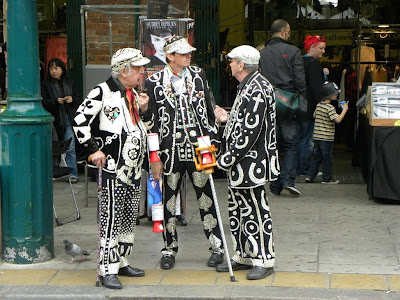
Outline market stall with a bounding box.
[364,82,400,201]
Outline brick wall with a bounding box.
[85,0,191,65]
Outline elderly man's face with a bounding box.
[121,65,145,89]
[229,58,242,79]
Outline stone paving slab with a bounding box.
[2,176,400,299]
[2,269,400,292]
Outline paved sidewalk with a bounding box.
[1,177,400,299]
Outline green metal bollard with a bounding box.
[0,0,54,263]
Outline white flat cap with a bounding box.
[227,45,260,65]
[111,48,150,71]
[163,36,196,55]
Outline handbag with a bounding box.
[274,88,307,120]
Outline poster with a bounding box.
[178,18,195,46]
[142,19,178,67]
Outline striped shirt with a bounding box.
[313,102,339,141]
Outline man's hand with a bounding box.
[89,150,106,168]
[138,92,150,112]
[64,96,73,103]
[150,160,163,181]
[57,97,65,104]
[214,105,228,123]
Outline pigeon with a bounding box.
[62,239,90,263]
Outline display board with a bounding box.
[368,82,400,126]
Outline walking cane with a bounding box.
[95,165,102,287]
[194,137,236,282]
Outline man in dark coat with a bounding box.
[259,19,306,196]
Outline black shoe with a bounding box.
[160,255,175,270]
[118,265,145,277]
[100,275,122,289]
[246,267,274,280]
[176,215,188,226]
[207,252,224,267]
[283,186,301,196]
[216,260,252,272]
[270,190,280,196]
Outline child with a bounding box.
[305,82,348,184]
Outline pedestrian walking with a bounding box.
[259,19,305,196]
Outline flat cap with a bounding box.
[227,45,260,65]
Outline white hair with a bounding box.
[111,64,133,78]
[242,62,259,73]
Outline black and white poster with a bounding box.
[141,19,177,67]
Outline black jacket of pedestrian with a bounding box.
[41,77,81,140]
[260,37,306,94]
[303,55,325,120]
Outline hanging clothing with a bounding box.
[339,68,347,102]
[374,66,388,82]
[394,65,400,80]
[345,67,358,107]
[361,66,374,97]
[350,46,376,89]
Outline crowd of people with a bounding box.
[34,18,348,289]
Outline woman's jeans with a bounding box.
[63,124,78,179]
[307,140,333,182]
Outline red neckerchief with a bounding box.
[125,88,140,125]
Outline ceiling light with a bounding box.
[378,25,390,28]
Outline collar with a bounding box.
[106,76,122,92]
[112,76,127,93]
[265,36,291,46]
[237,71,256,91]
[166,63,187,79]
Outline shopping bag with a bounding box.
[274,88,307,120]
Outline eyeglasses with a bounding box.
[127,65,143,73]
[315,36,324,41]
